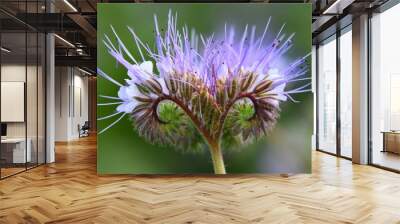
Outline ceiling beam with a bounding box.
[67,13,97,42]
[322,0,356,14]
[55,55,96,70]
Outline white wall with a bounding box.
[55,66,69,141]
[55,67,89,141]
[72,73,89,138]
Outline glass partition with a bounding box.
[1,31,28,177]
[0,2,46,179]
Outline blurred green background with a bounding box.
[97,3,312,174]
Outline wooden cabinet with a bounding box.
[382,132,400,154]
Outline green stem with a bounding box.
[209,142,226,174]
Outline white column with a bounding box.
[352,14,369,164]
[46,33,55,163]
[46,1,55,163]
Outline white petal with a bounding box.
[118,86,130,101]
[128,64,153,83]
[116,101,136,113]
[118,85,138,101]
[127,84,139,97]
[140,61,153,74]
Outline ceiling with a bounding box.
[0,0,393,71]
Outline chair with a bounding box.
[78,121,90,138]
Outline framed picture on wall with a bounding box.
[97,3,312,174]
[1,82,25,122]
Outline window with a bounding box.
[371,3,400,171]
[339,28,352,158]
[317,36,337,154]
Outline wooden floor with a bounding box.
[1,167,26,178]
[1,136,400,223]
[373,151,400,171]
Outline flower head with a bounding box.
[98,11,310,153]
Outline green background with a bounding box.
[97,3,312,174]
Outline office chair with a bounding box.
[79,121,90,138]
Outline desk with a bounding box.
[382,131,400,154]
[1,138,31,163]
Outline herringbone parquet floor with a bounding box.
[1,135,400,224]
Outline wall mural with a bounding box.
[97,3,312,174]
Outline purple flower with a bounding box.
[98,10,310,174]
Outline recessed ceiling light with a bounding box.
[54,34,75,48]
[78,67,93,76]
[63,0,78,12]
[1,47,11,53]
[322,0,353,15]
